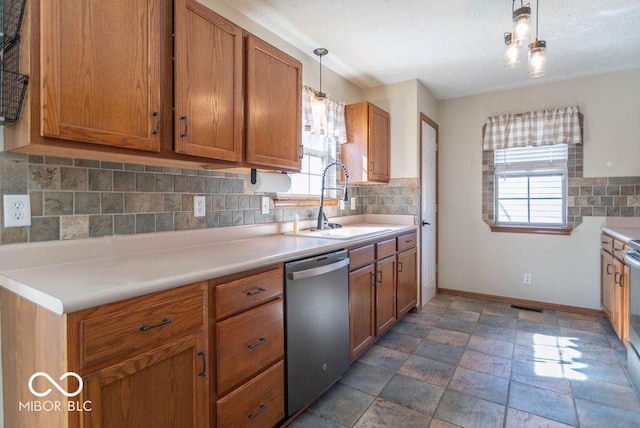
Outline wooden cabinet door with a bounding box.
[375,256,396,336]
[368,104,390,182]
[41,0,162,152]
[601,249,613,317]
[82,333,207,428]
[397,248,417,318]
[174,0,243,161]
[348,264,375,360]
[612,258,627,342]
[245,35,302,171]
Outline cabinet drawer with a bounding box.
[376,238,396,260]
[349,244,375,270]
[397,232,417,252]
[601,233,613,253]
[217,360,285,428]
[216,267,283,319]
[81,290,204,368]
[613,239,626,262]
[217,299,284,393]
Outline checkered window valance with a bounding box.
[482,106,582,150]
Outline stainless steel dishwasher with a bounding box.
[285,250,350,416]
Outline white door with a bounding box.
[420,115,438,304]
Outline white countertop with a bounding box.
[0,215,416,314]
[602,217,640,243]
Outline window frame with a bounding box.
[494,168,567,227]
[489,144,572,236]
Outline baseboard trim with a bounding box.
[437,288,604,318]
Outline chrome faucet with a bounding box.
[317,161,349,230]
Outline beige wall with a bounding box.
[364,79,439,179]
[437,68,640,310]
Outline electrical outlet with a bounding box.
[3,195,31,227]
[261,196,270,214]
[339,200,345,210]
[193,196,206,217]
[350,197,356,210]
[523,273,532,285]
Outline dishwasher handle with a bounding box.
[287,258,349,281]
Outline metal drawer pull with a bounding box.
[152,111,160,135]
[248,404,267,419]
[197,351,206,377]
[247,337,267,349]
[139,317,171,331]
[180,115,188,138]
[246,287,266,296]
[377,270,382,283]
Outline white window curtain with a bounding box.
[483,106,582,150]
[302,86,347,144]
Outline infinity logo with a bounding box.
[28,372,83,398]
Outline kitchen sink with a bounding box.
[292,226,391,240]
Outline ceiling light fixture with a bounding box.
[503,0,547,78]
[313,48,328,102]
[527,1,547,78]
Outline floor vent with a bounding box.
[510,304,543,313]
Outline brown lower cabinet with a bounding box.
[348,231,418,360]
[1,233,418,427]
[600,233,629,344]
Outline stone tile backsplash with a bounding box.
[0,152,419,245]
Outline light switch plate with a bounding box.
[193,196,206,217]
[261,196,270,214]
[3,194,31,227]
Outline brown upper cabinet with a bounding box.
[5,0,302,172]
[245,35,303,171]
[41,0,163,152]
[174,0,244,162]
[342,102,391,183]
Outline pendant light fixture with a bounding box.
[527,1,547,78]
[313,48,328,101]
[311,48,329,133]
[503,0,547,78]
[503,32,520,69]
[512,2,531,46]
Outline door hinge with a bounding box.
[435,204,439,213]
[435,143,439,152]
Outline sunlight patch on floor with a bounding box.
[531,334,588,381]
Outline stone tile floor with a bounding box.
[290,294,640,427]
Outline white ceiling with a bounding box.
[220,0,640,100]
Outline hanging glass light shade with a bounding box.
[503,32,520,68]
[512,4,531,46]
[528,39,547,78]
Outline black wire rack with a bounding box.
[1,0,28,125]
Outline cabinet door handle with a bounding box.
[246,287,266,296]
[398,262,403,273]
[180,115,188,138]
[248,403,267,419]
[606,263,612,275]
[197,351,206,377]
[370,271,376,287]
[152,111,160,135]
[377,270,382,283]
[139,317,171,331]
[298,144,304,159]
[247,337,267,349]
[370,161,375,172]
[614,272,621,285]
